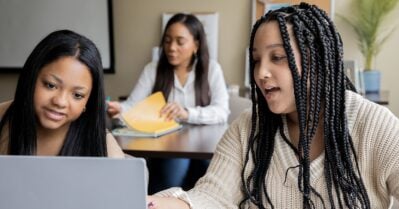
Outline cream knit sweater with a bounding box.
[157,91,399,208]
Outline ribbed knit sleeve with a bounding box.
[156,91,399,208]
[156,111,252,208]
[346,91,399,207]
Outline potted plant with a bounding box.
[340,0,399,93]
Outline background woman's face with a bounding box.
[33,56,92,131]
[163,22,198,69]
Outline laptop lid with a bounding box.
[0,155,147,209]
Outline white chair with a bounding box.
[228,95,252,124]
[392,198,399,209]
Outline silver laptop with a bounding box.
[0,155,147,209]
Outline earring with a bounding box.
[83,107,86,112]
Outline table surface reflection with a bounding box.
[116,124,229,160]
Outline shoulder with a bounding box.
[208,59,222,72]
[346,91,399,188]
[215,109,252,165]
[143,62,158,73]
[0,100,12,119]
[346,90,399,150]
[135,62,158,84]
[0,136,8,155]
[0,125,8,155]
[138,62,158,78]
[345,90,397,128]
[0,101,11,155]
[225,110,253,143]
[106,132,125,158]
[207,60,224,80]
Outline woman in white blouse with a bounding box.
[107,13,229,193]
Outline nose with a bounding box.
[254,60,272,80]
[52,91,68,108]
[166,41,177,52]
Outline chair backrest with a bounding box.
[228,96,252,124]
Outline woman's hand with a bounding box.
[106,101,122,118]
[147,195,190,209]
[161,102,188,122]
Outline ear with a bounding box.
[194,40,199,54]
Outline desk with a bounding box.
[116,124,228,160]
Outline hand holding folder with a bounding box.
[112,92,182,137]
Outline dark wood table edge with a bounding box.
[123,150,213,160]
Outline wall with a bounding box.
[0,0,398,116]
[334,0,399,115]
[0,75,18,101]
[106,0,251,100]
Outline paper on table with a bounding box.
[118,92,182,136]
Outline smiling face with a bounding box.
[252,21,302,115]
[33,56,92,131]
[163,22,198,69]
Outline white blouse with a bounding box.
[120,60,230,124]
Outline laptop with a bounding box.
[0,155,147,209]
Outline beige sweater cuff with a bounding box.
[155,187,193,208]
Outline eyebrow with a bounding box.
[252,43,284,52]
[49,74,63,84]
[165,35,187,40]
[48,74,88,90]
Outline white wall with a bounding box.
[104,0,250,101]
[335,0,399,115]
[0,0,398,116]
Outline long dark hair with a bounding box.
[240,3,369,209]
[152,13,210,106]
[0,29,107,156]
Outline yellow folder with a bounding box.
[119,92,182,136]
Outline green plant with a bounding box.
[339,0,399,71]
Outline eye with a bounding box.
[252,56,260,65]
[271,55,287,63]
[163,38,172,45]
[44,81,57,89]
[177,39,186,46]
[73,93,85,100]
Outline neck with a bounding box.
[286,112,325,161]
[174,64,192,87]
[36,124,69,156]
[174,63,192,73]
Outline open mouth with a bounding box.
[265,87,280,94]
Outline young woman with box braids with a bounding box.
[147,3,399,209]
[240,3,368,208]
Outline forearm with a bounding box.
[148,196,190,209]
[186,105,229,124]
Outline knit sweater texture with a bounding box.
[157,90,399,208]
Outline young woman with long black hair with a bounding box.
[107,13,229,193]
[0,30,124,157]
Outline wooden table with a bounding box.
[116,124,229,160]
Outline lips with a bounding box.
[167,55,177,60]
[265,87,280,94]
[43,108,66,121]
